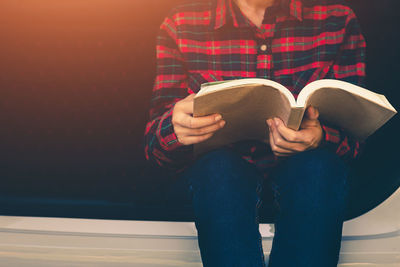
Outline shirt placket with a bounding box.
[254,23,276,79]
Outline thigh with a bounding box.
[269,148,349,215]
[258,148,350,222]
[163,147,265,207]
[271,148,349,188]
[163,147,281,225]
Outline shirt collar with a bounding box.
[212,0,303,30]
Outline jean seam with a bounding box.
[271,180,281,214]
[256,178,266,267]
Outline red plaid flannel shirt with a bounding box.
[144,0,366,177]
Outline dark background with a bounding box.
[0,0,399,221]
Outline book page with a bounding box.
[196,78,297,106]
[193,84,292,155]
[298,79,396,111]
[305,88,397,140]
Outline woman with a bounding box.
[144,0,366,266]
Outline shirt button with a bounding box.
[260,44,268,52]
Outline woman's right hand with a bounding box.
[172,94,226,145]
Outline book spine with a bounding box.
[287,107,306,130]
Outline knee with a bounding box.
[291,148,346,174]
[190,148,257,187]
[196,148,242,172]
[284,148,347,182]
[188,148,261,201]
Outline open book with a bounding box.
[193,78,397,155]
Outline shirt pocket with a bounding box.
[290,34,341,92]
[291,60,334,91]
[187,71,223,94]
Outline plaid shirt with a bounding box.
[144,0,366,177]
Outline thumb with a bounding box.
[186,94,196,100]
[177,94,195,114]
[305,106,319,120]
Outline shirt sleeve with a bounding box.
[320,7,367,162]
[143,14,194,172]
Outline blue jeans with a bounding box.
[167,147,349,267]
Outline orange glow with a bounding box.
[0,0,178,160]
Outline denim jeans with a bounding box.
[166,147,349,267]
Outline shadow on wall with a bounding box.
[0,0,399,221]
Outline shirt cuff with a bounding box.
[321,124,341,145]
[319,124,342,152]
[157,106,184,151]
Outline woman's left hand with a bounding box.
[266,106,323,157]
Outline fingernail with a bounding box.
[215,114,222,121]
[220,120,225,127]
[267,119,271,127]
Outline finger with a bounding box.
[305,106,319,120]
[274,117,318,146]
[273,118,302,143]
[300,118,320,129]
[268,128,293,157]
[179,95,195,114]
[178,132,214,145]
[176,120,225,136]
[186,94,196,99]
[176,112,222,129]
[300,107,320,129]
[270,120,297,152]
[274,151,293,157]
[269,120,300,154]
